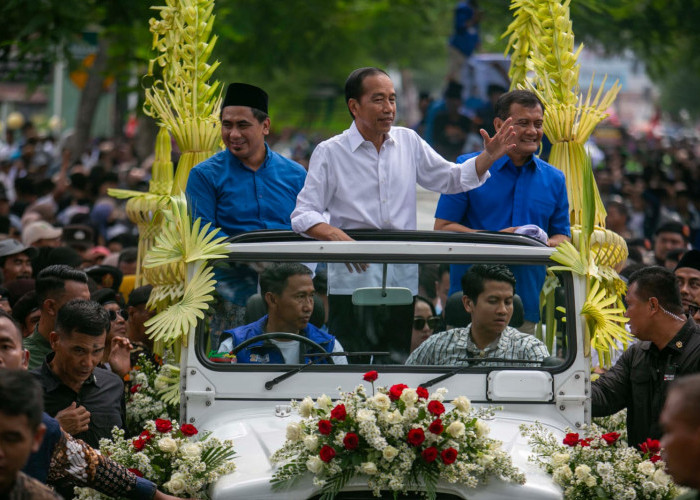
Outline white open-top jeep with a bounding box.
[180,230,589,499]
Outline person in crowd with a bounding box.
[605,199,632,239]
[0,369,60,499]
[21,220,63,248]
[216,263,347,364]
[0,237,36,284]
[446,0,481,82]
[674,249,700,317]
[435,263,451,316]
[118,246,138,275]
[86,264,123,293]
[126,284,155,361]
[434,90,570,333]
[659,373,700,499]
[12,290,40,337]
[0,309,185,500]
[407,264,549,366]
[92,288,130,375]
[411,296,440,354]
[665,247,686,270]
[432,81,473,162]
[290,67,516,355]
[0,286,10,313]
[592,266,700,447]
[24,264,91,370]
[32,299,125,448]
[652,221,689,267]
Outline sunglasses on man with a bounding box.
[413,316,441,330]
[107,309,129,321]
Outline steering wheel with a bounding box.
[229,332,335,364]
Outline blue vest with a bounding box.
[224,315,336,364]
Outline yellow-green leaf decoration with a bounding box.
[155,363,181,407]
[143,0,222,194]
[144,262,216,346]
[504,0,628,368]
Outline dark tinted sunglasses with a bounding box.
[107,309,129,321]
[413,316,441,330]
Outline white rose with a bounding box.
[446,421,465,438]
[387,410,403,424]
[316,394,332,410]
[451,396,471,413]
[299,397,315,418]
[164,472,186,495]
[574,464,591,481]
[158,437,178,453]
[400,388,418,406]
[552,465,573,486]
[306,456,324,474]
[474,420,489,438]
[652,469,671,487]
[371,394,391,411]
[637,461,656,476]
[180,442,202,459]
[304,434,319,451]
[477,454,494,467]
[356,409,375,423]
[551,453,570,468]
[584,475,597,487]
[360,462,378,475]
[382,445,399,461]
[286,422,304,442]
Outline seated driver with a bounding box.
[216,263,347,364]
[406,264,549,366]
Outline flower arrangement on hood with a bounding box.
[270,371,525,499]
[521,422,679,499]
[74,419,235,499]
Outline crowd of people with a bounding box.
[1,59,700,498]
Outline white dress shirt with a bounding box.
[290,121,488,233]
[290,121,489,295]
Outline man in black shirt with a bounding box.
[32,299,125,448]
[592,266,700,447]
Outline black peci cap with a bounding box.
[222,83,268,114]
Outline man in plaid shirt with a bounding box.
[406,264,548,366]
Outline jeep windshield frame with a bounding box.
[195,229,577,376]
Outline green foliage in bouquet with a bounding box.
[125,353,180,435]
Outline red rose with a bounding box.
[343,432,360,450]
[416,387,429,399]
[440,447,458,465]
[363,370,378,382]
[318,420,332,435]
[580,438,592,447]
[650,454,661,463]
[563,433,580,447]
[421,446,438,463]
[389,384,408,401]
[601,432,620,445]
[319,445,336,463]
[180,424,198,437]
[407,428,425,447]
[427,400,445,416]
[428,419,444,435]
[127,468,143,477]
[139,430,153,442]
[330,404,347,421]
[130,384,141,394]
[639,438,661,455]
[155,418,172,433]
[132,437,146,451]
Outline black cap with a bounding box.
[128,284,153,307]
[655,221,689,240]
[222,83,268,114]
[444,80,463,99]
[85,265,123,291]
[675,249,700,272]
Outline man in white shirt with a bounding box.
[290,67,516,361]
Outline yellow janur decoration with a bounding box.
[144,0,222,194]
[503,0,629,367]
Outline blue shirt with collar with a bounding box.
[186,143,307,237]
[435,152,570,322]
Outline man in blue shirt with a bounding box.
[186,83,307,329]
[186,82,307,237]
[215,263,347,365]
[434,90,570,331]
